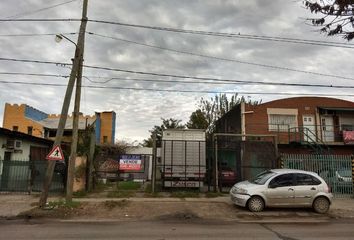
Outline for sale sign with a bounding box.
[119,155,142,171]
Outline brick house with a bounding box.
[2,103,116,145]
[215,97,354,155]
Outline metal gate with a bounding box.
[282,154,353,198]
[212,134,278,192]
[0,160,65,193]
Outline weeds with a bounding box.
[103,200,129,209]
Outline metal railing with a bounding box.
[282,154,353,198]
[0,160,65,193]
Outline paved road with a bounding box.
[1,219,354,240]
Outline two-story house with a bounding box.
[215,96,354,155]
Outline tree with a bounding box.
[142,118,185,147]
[196,93,261,132]
[304,1,354,41]
[186,109,209,129]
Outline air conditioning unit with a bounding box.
[14,140,22,150]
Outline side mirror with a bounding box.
[268,183,278,189]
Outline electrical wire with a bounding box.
[87,31,354,79]
[0,18,353,48]
[1,57,354,85]
[87,19,354,49]
[3,0,80,19]
[1,70,354,89]
[0,79,353,97]
[0,32,77,37]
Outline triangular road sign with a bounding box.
[46,145,64,161]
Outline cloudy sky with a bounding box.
[0,0,353,143]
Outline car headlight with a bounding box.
[237,188,248,194]
[231,187,248,195]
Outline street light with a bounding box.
[55,34,77,46]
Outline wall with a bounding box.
[3,103,45,138]
[214,105,242,133]
[97,112,116,144]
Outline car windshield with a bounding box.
[250,170,277,185]
[338,170,351,178]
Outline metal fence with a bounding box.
[0,160,65,193]
[282,154,353,198]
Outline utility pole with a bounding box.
[39,0,88,207]
[66,52,83,202]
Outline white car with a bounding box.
[230,169,333,213]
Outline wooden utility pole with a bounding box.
[151,133,157,193]
[66,53,83,202]
[39,0,88,207]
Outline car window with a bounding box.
[295,173,321,186]
[269,173,294,188]
[250,170,277,185]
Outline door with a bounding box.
[0,152,12,190]
[266,173,295,206]
[293,173,321,206]
[321,117,334,142]
[302,115,316,142]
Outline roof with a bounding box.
[39,117,96,130]
[271,168,318,175]
[0,127,53,145]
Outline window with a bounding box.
[295,173,321,186]
[269,114,297,132]
[269,174,294,188]
[12,126,19,131]
[27,126,33,135]
[103,136,108,143]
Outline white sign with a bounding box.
[46,145,64,161]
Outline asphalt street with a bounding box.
[1,219,354,240]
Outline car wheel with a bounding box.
[313,197,330,214]
[247,196,264,212]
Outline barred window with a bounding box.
[268,114,297,132]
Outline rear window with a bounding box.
[295,173,321,186]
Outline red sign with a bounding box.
[119,159,142,171]
[343,131,354,144]
[46,145,64,161]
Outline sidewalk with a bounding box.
[1,194,354,221]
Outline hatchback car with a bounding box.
[230,169,333,213]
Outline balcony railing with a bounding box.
[245,123,354,145]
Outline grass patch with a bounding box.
[204,192,224,198]
[103,200,129,209]
[106,191,135,198]
[47,199,81,209]
[170,191,200,198]
[116,181,141,190]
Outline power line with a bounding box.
[87,19,354,49]
[1,70,354,90]
[0,72,68,78]
[3,0,80,19]
[83,63,354,83]
[0,79,353,97]
[0,32,77,37]
[1,18,353,49]
[87,31,354,79]
[1,57,354,86]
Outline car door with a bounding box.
[293,173,321,206]
[266,173,295,206]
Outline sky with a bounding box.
[0,0,353,143]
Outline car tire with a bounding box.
[313,197,330,214]
[247,196,264,212]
